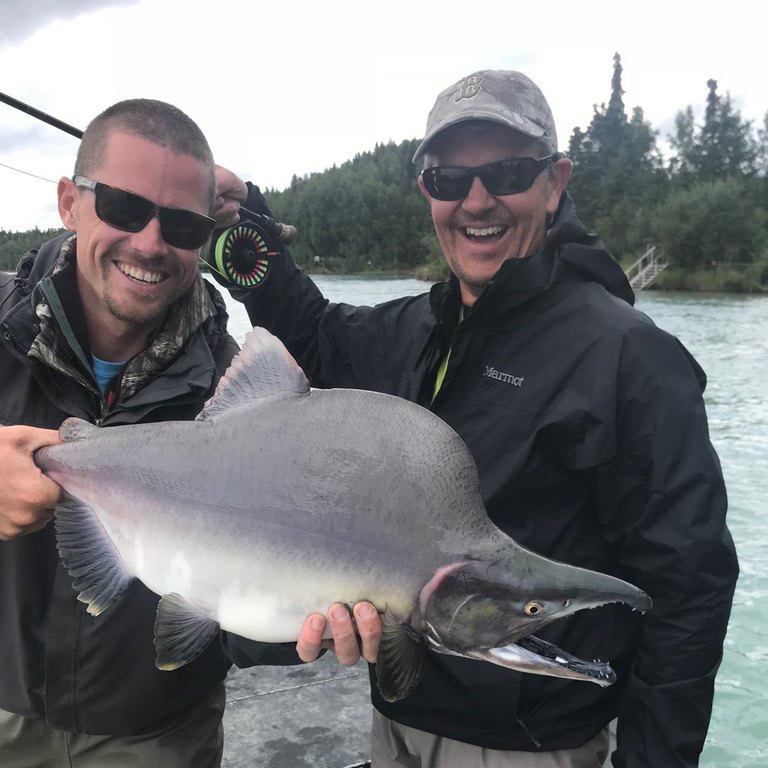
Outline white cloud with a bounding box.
[0,0,141,46]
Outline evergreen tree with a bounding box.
[651,177,766,268]
[668,106,697,181]
[759,112,768,175]
[607,52,626,124]
[567,53,665,254]
[669,79,760,184]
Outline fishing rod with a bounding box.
[1,90,84,139]
[1,91,296,290]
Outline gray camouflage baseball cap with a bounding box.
[412,70,558,163]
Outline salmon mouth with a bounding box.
[508,635,617,686]
[424,622,617,687]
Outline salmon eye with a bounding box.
[524,601,543,616]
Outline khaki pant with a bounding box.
[371,710,610,768]
[0,683,225,768]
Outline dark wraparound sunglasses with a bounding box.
[421,154,561,201]
[73,176,216,250]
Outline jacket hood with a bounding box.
[1,235,233,416]
[547,194,634,306]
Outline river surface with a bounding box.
[218,276,767,767]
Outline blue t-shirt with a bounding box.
[91,355,125,395]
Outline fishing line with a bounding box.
[0,160,58,185]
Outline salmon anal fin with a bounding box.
[154,593,220,671]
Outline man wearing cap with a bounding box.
[223,70,737,767]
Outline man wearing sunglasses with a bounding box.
[225,69,737,767]
[0,97,238,767]
[0,98,376,766]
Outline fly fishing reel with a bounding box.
[203,208,296,290]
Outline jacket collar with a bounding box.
[3,234,229,407]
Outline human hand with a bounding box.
[213,165,248,228]
[296,601,381,665]
[0,426,63,540]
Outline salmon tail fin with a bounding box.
[375,606,427,702]
[54,495,134,616]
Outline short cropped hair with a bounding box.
[74,99,215,208]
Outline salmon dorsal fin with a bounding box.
[54,495,134,616]
[375,606,427,702]
[154,593,220,670]
[197,327,310,421]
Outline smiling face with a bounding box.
[58,130,212,360]
[419,122,572,306]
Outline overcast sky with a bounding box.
[0,0,764,232]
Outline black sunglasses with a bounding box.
[73,176,216,250]
[421,154,561,201]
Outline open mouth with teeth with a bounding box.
[117,261,165,285]
[464,225,508,241]
[424,623,617,687]
[467,635,617,687]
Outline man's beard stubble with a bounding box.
[99,245,194,326]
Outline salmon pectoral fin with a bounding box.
[375,606,427,702]
[154,593,221,671]
[54,495,134,616]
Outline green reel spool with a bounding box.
[207,221,277,289]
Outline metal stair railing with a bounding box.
[625,245,669,291]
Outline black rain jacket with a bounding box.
[236,188,738,767]
[0,234,241,735]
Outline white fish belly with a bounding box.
[115,522,413,642]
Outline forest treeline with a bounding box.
[2,54,767,291]
[0,227,67,272]
[266,54,767,291]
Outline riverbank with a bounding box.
[303,262,768,293]
[2,225,765,293]
[650,264,768,293]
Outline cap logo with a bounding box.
[454,75,483,102]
